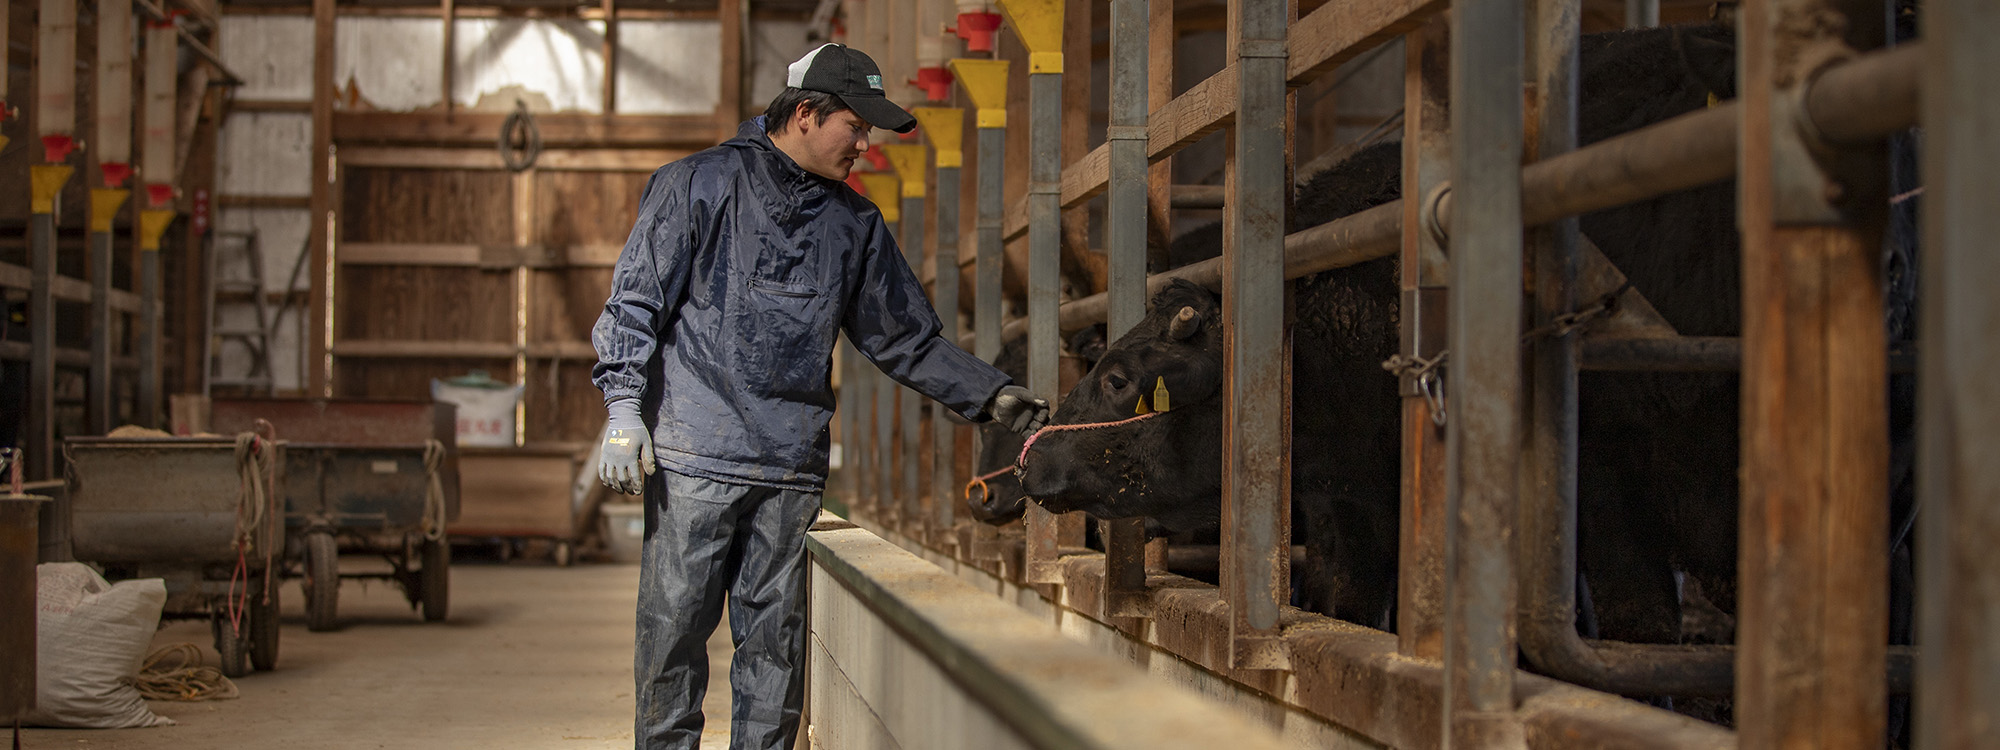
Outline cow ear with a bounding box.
[1168,306,1202,340]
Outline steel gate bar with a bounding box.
[1916,1,2000,746]
[1737,0,1890,747]
[886,144,930,534]
[139,12,181,428]
[994,0,1068,585]
[91,0,136,436]
[1142,0,1174,573]
[991,41,1922,352]
[1397,17,1450,661]
[1445,0,1527,743]
[1099,0,1151,619]
[951,58,1011,562]
[30,0,79,480]
[912,107,966,538]
[1222,0,1290,671]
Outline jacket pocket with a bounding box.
[749,278,819,298]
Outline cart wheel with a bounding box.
[213,615,250,678]
[304,531,340,632]
[553,541,574,568]
[250,576,281,671]
[421,538,450,622]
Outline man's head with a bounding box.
[764,44,915,181]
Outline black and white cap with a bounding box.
[786,43,917,134]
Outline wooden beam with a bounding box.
[229,98,312,113]
[1006,0,1447,241]
[218,194,312,208]
[0,262,148,313]
[310,0,334,396]
[336,145,687,171]
[331,112,724,148]
[331,339,519,358]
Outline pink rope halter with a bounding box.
[1015,411,1161,471]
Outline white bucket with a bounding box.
[600,502,646,563]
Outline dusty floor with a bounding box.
[19,557,737,749]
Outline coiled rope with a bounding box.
[134,643,240,702]
[422,438,448,541]
[498,100,542,172]
[226,422,279,641]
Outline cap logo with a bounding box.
[866,74,883,90]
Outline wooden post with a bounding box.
[1140,0,1175,571]
[309,0,335,396]
[1735,0,1889,748]
[442,0,456,119]
[718,0,743,137]
[1396,17,1449,661]
[602,0,617,116]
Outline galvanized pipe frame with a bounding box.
[970,124,1008,562]
[990,41,1924,354]
[1022,67,1067,586]
[931,164,963,536]
[900,194,928,535]
[1100,0,1151,619]
[1445,0,1528,742]
[1915,1,2000,747]
[1219,0,1292,672]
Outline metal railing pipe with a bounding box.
[1101,0,1151,616]
[1022,66,1066,585]
[932,162,963,533]
[1444,0,1527,741]
[900,195,927,529]
[980,40,1921,349]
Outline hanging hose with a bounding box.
[134,644,240,702]
[422,438,449,542]
[498,100,542,172]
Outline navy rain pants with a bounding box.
[634,469,820,750]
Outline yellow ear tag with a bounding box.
[1152,377,1171,413]
[1707,92,1719,108]
[1133,394,1151,415]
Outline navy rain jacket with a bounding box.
[592,117,1011,491]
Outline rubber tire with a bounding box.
[420,538,450,622]
[553,540,574,568]
[304,531,340,632]
[250,575,281,671]
[214,615,250,678]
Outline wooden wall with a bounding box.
[332,160,657,447]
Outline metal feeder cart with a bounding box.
[64,434,287,678]
[209,399,460,631]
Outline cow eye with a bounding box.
[1105,373,1129,391]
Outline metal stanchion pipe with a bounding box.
[1023,68,1065,585]
[89,231,115,435]
[139,250,160,428]
[980,41,1921,350]
[1444,0,1526,739]
[932,165,963,533]
[1101,0,1151,617]
[901,195,927,529]
[970,124,1006,561]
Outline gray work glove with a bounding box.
[984,385,1050,437]
[599,398,655,496]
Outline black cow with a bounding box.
[964,327,1107,524]
[1018,20,1916,648]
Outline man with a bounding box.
[591,43,1048,750]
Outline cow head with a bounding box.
[1015,280,1227,535]
[966,325,1108,524]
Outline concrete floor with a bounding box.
[20,558,737,749]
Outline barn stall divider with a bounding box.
[809,0,1992,747]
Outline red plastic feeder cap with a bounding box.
[845,174,867,194]
[42,135,75,164]
[954,12,1003,53]
[914,67,955,102]
[100,162,133,188]
[145,183,175,208]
